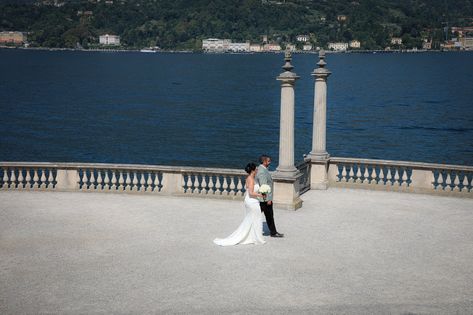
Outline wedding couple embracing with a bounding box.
[213,155,284,246]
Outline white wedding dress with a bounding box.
[213,184,266,246]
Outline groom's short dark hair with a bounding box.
[259,154,271,164]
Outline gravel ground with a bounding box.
[1,189,472,314]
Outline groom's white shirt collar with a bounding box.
[261,164,267,169]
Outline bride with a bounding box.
[213,162,266,246]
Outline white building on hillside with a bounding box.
[303,44,313,51]
[349,40,361,48]
[228,42,250,52]
[285,44,296,52]
[250,44,262,52]
[263,43,282,52]
[391,37,402,45]
[99,34,120,45]
[328,42,348,51]
[202,38,231,52]
[296,34,310,42]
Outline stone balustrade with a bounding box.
[1,159,471,200]
[0,162,247,200]
[328,157,473,197]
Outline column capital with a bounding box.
[277,50,299,82]
[311,49,331,78]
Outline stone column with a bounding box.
[308,50,332,190]
[276,50,299,176]
[273,51,302,210]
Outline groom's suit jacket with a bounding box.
[256,165,273,202]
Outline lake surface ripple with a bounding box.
[1,50,472,168]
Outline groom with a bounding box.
[256,155,284,238]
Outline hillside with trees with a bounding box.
[1,0,472,50]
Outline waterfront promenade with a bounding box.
[1,189,472,314]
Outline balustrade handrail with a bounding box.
[329,157,473,172]
[0,161,246,175]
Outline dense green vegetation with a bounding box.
[1,0,473,50]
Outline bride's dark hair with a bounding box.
[245,162,257,174]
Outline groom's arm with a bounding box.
[257,169,273,203]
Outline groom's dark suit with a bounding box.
[256,164,278,236]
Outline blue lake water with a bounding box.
[1,49,472,168]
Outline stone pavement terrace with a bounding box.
[1,189,472,314]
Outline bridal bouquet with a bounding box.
[259,184,271,201]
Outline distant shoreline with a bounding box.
[1,45,471,54]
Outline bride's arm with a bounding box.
[246,177,263,198]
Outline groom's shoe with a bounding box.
[271,232,284,238]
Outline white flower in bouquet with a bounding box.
[259,184,271,195]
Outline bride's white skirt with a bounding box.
[213,195,266,246]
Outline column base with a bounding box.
[272,171,303,211]
[307,151,330,161]
[309,157,329,190]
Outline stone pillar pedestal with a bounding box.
[308,50,332,190]
[310,160,329,190]
[161,172,184,195]
[273,172,303,211]
[55,169,79,191]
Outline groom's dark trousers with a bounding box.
[260,202,277,235]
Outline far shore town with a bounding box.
[1,28,473,53]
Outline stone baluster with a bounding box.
[436,171,444,190]
[341,165,347,182]
[1,168,8,189]
[97,171,103,190]
[80,170,89,190]
[131,171,138,192]
[370,167,377,185]
[348,166,355,183]
[103,171,110,190]
[118,171,124,191]
[153,173,160,192]
[208,176,215,195]
[401,168,408,188]
[355,166,362,184]
[139,173,146,192]
[47,170,54,189]
[363,167,369,184]
[229,177,236,195]
[273,51,303,210]
[461,175,470,193]
[25,169,32,189]
[378,167,385,185]
[89,170,96,190]
[10,169,16,189]
[222,177,228,195]
[185,175,192,193]
[445,173,452,191]
[393,168,401,186]
[17,169,24,190]
[146,173,153,192]
[215,176,222,195]
[32,169,39,189]
[386,169,393,186]
[125,171,131,191]
[192,175,200,194]
[200,175,208,194]
[453,174,460,192]
[237,177,243,196]
[40,170,47,189]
